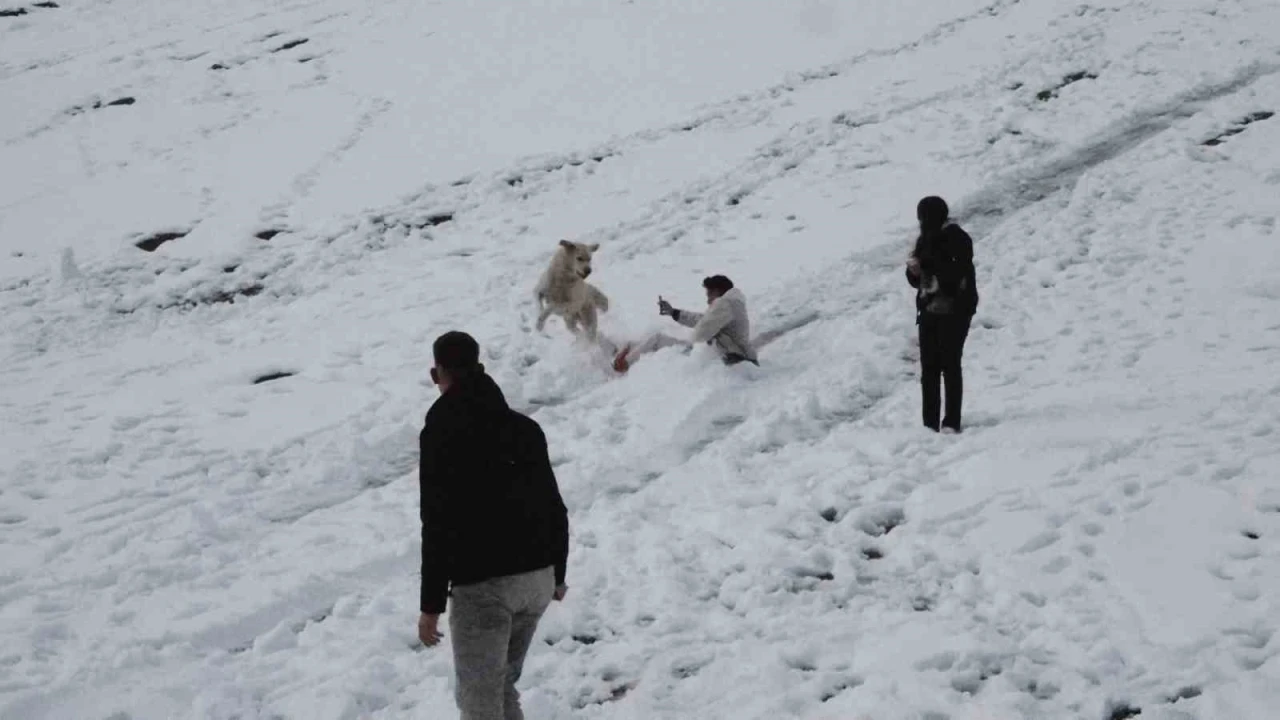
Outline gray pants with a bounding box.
[449,567,555,720]
[631,332,689,355]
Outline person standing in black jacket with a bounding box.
[905,196,979,433]
[418,331,570,720]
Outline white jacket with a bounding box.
[674,288,757,363]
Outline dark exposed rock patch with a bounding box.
[253,371,296,385]
[272,38,309,53]
[1203,111,1274,146]
[69,97,136,116]
[135,230,188,252]
[1036,70,1098,101]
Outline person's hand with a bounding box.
[658,296,674,316]
[553,584,569,602]
[906,255,921,275]
[418,613,444,647]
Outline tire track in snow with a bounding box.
[959,59,1280,236]
[578,83,978,264]
[762,58,1280,340]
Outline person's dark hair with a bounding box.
[433,331,481,372]
[916,195,949,232]
[702,275,734,294]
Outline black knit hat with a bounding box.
[916,196,949,228]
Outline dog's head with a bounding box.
[557,239,599,279]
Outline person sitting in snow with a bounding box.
[905,195,978,433]
[612,274,759,372]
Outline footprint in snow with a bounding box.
[1231,583,1261,603]
[1207,560,1235,583]
[855,505,905,537]
[1126,496,1153,512]
[818,673,864,703]
[1223,625,1273,671]
[914,651,957,672]
[1041,555,1072,574]
[1015,530,1060,554]
[679,413,746,457]
[670,653,713,680]
[1106,702,1143,720]
[1217,527,1266,602]
[1020,590,1047,607]
[1226,543,1261,561]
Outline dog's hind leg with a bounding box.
[580,306,599,342]
[532,283,550,329]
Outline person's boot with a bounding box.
[612,344,633,374]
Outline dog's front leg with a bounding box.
[535,305,553,332]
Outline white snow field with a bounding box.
[3,0,1280,717]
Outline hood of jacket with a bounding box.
[718,287,747,309]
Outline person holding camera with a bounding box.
[906,196,979,433]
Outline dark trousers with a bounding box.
[918,313,971,432]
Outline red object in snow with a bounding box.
[612,345,632,373]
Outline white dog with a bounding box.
[534,239,610,341]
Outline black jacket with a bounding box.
[906,223,979,319]
[419,372,569,614]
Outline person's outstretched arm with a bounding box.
[660,295,702,327]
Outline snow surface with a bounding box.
[3,0,1280,718]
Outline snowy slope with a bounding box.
[3,0,1280,718]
